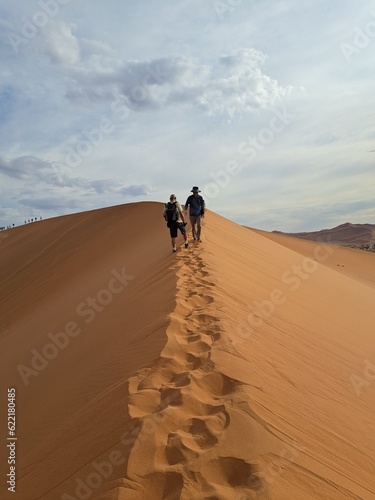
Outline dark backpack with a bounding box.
[165,202,179,225]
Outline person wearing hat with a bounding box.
[184,186,205,241]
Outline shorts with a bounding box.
[169,222,186,238]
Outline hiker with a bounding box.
[185,186,205,241]
[163,194,189,253]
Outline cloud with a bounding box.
[62,47,293,118]
[18,196,81,211]
[120,184,153,196]
[0,155,154,197]
[204,49,293,115]
[0,155,52,179]
[0,156,86,187]
[80,37,113,55]
[33,21,80,66]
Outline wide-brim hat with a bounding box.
[191,186,201,192]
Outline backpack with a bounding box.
[165,201,179,225]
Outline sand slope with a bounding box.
[0,204,374,499]
[272,222,375,246]
[254,228,375,289]
[0,202,177,498]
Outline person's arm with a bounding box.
[177,202,185,224]
[184,196,190,216]
[200,197,205,218]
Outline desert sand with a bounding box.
[0,202,374,500]
[271,223,375,247]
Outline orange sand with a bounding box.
[0,203,374,499]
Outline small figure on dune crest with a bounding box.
[163,194,189,253]
[185,186,205,241]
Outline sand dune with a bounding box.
[254,228,375,289]
[272,222,375,247]
[0,203,374,499]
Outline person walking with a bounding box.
[185,186,205,241]
[163,194,189,253]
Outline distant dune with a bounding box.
[1,203,374,499]
[272,222,375,248]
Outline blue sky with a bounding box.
[0,0,374,231]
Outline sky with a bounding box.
[0,0,374,232]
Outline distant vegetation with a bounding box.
[350,243,375,252]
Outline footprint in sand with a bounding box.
[165,419,220,465]
[137,370,191,392]
[188,418,219,450]
[169,372,191,388]
[193,371,240,398]
[186,332,202,343]
[183,323,216,342]
[201,278,216,287]
[205,329,221,341]
[168,407,230,456]
[159,387,183,409]
[202,457,266,493]
[188,281,205,288]
[185,324,221,340]
[185,294,214,308]
[135,366,178,391]
[184,308,220,333]
[191,270,211,280]
[171,404,230,436]
[165,432,199,465]
[186,351,211,369]
[199,359,215,373]
[184,339,211,356]
[129,385,183,415]
[159,352,207,372]
[189,313,219,327]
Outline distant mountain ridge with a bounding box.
[273,222,375,248]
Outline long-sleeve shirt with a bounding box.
[184,194,205,216]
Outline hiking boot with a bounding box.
[173,247,177,253]
[185,242,189,249]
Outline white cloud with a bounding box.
[33,21,80,66]
[0,155,53,180]
[0,155,154,199]
[198,49,293,116]
[61,48,293,119]
[120,184,154,196]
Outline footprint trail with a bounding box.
[124,243,265,499]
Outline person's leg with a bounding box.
[196,215,202,239]
[170,225,177,252]
[179,223,189,247]
[190,215,197,239]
